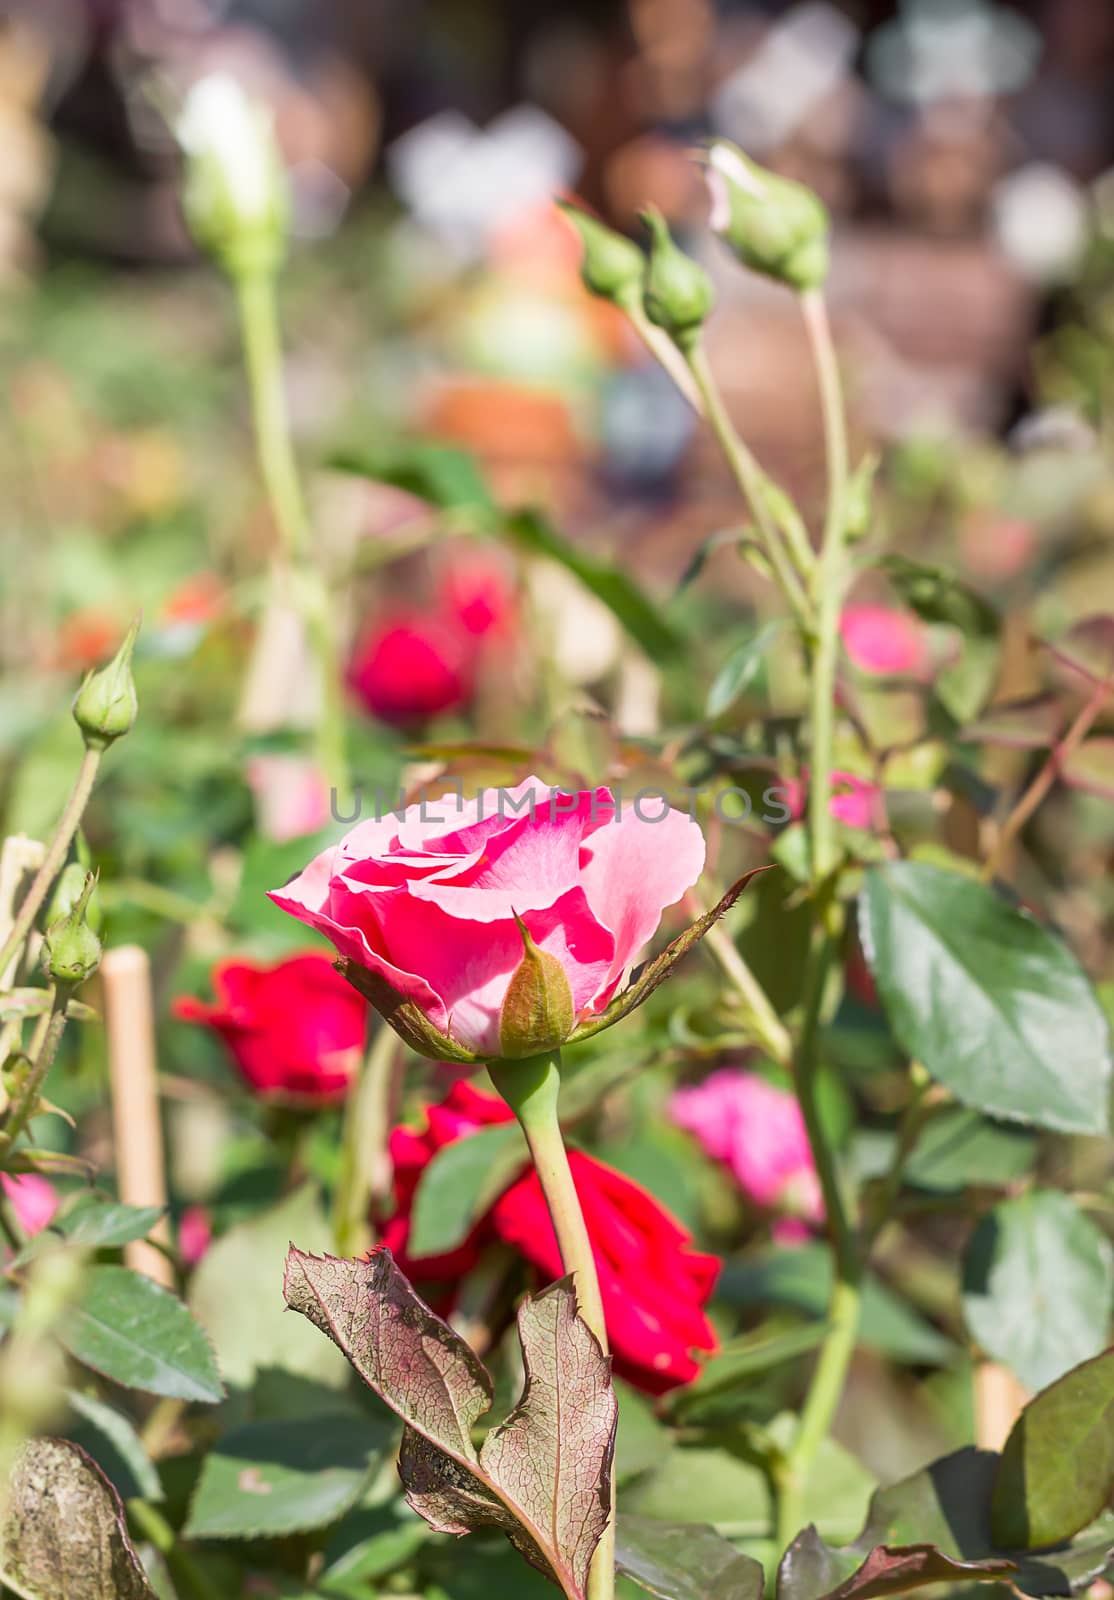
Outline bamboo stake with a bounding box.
[102,945,173,1287]
[974,1361,1028,1450]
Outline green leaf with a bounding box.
[1061,736,1114,802]
[408,1123,526,1259]
[861,863,1112,1134]
[61,1266,224,1403]
[992,1349,1114,1549]
[0,1437,158,1599]
[960,695,1064,751]
[666,1323,828,1426]
[706,623,784,718]
[189,1185,350,1390]
[615,1384,673,1486]
[330,436,497,516]
[962,1191,1114,1392]
[185,1414,391,1539]
[285,1248,616,1600]
[65,1389,163,1502]
[507,509,683,661]
[11,1199,167,1270]
[719,1244,954,1366]
[616,1514,764,1600]
[902,1109,1035,1192]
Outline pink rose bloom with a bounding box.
[783,770,878,831]
[270,776,706,1061]
[437,551,516,639]
[840,605,930,678]
[1,1173,58,1236]
[246,754,330,843]
[670,1068,823,1228]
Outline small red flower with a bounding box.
[174,952,367,1102]
[348,611,473,726]
[383,1082,720,1394]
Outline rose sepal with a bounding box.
[336,958,484,1065]
[566,867,768,1045]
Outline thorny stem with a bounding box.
[0,749,100,984]
[487,1052,615,1600]
[234,267,348,790]
[981,676,1113,884]
[687,346,815,631]
[1,984,72,1163]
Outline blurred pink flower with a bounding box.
[783,770,879,831]
[437,550,516,640]
[348,611,473,726]
[1,1173,58,1236]
[669,1068,823,1228]
[179,1205,212,1266]
[246,754,330,843]
[840,604,930,678]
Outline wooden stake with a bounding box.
[974,1361,1028,1450]
[101,945,174,1287]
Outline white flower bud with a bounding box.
[177,74,289,277]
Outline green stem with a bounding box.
[777,289,857,1558]
[234,268,348,789]
[0,984,72,1162]
[0,749,100,985]
[687,346,814,630]
[334,1023,399,1256]
[127,1499,222,1600]
[800,289,849,884]
[702,919,792,1068]
[487,1052,614,1600]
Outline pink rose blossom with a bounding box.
[1,1173,58,1236]
[840,604,930,678]
[670,1068,823,1227]
[270,776,706,1060]
[783,770,879,832]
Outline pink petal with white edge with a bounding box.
[578,803,706,1007]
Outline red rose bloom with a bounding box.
[348,611,472,726]
[383,1082,720,1394]
[174,952,367,1102]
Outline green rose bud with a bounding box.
[557,201,646,309]
[42,871,101,987]
[177,73,289,279]
[498,916,575,1060]
[641,207,714,353]
[705,140,830,292]
[72,617,139,751]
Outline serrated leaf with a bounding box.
[185,1414,391,1539]
[706,624,784,719]
[962,1191,1114,1393]
[861,863,1112,1134]
[65,1389,163,1502]
[61,1265,224,1403]
[778,1530,1013,1600]
[616,1514,764,1600]
[0,1437,157,1600]
[777,1445,1114,1600]
[992,1349,1114,1549]
[284,1247,616,1600]
[14,1197,166,1268]
[569,870,768,1044]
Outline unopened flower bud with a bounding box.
[177,74,289,279]
[498,916,574,1060]
[42,872,101,986]
[72,617,139,750]
[705,140,829,292]
[557,201,645,309]
[641,207,714,353]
